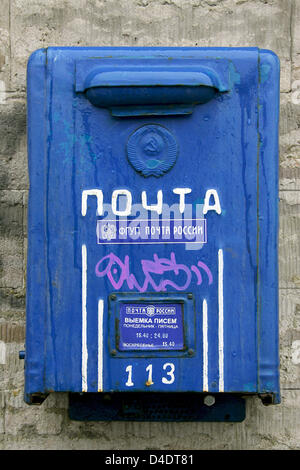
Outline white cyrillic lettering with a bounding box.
[142,190,163,215]
[203,189,222,215]
[173,188,192,213]
[82,189,103,216]
[112,189,132,216]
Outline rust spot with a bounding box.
[145,380,154,386]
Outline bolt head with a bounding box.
[204,395,215,407]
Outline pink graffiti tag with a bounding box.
[95,252,213,292]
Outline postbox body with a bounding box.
[25,47,280,418]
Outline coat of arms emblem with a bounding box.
[126,124,178,177]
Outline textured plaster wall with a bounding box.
[0,0,300,450]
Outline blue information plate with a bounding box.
[118,303,184,351]
[97,218,206,245]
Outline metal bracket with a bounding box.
[68,392,246,422]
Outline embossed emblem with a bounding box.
[126,124,178,177]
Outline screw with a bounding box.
[187,293,193,299]
[110,294,116,300]
[111,349,117,356]
[204,395,215,407]
[188,348,194,356]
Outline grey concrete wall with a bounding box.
[0,0,299,449]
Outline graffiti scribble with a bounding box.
[95,252,213,292]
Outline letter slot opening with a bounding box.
[75,59,230,116]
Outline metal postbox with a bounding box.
[24,47,280,422]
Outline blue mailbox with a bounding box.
[24,47,280,421]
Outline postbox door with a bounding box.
[25,47,279,402]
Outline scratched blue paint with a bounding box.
[228,61,241,87]
[25,47,280,407]
[260,63,272,84]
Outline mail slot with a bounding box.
[24,47,280,421]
